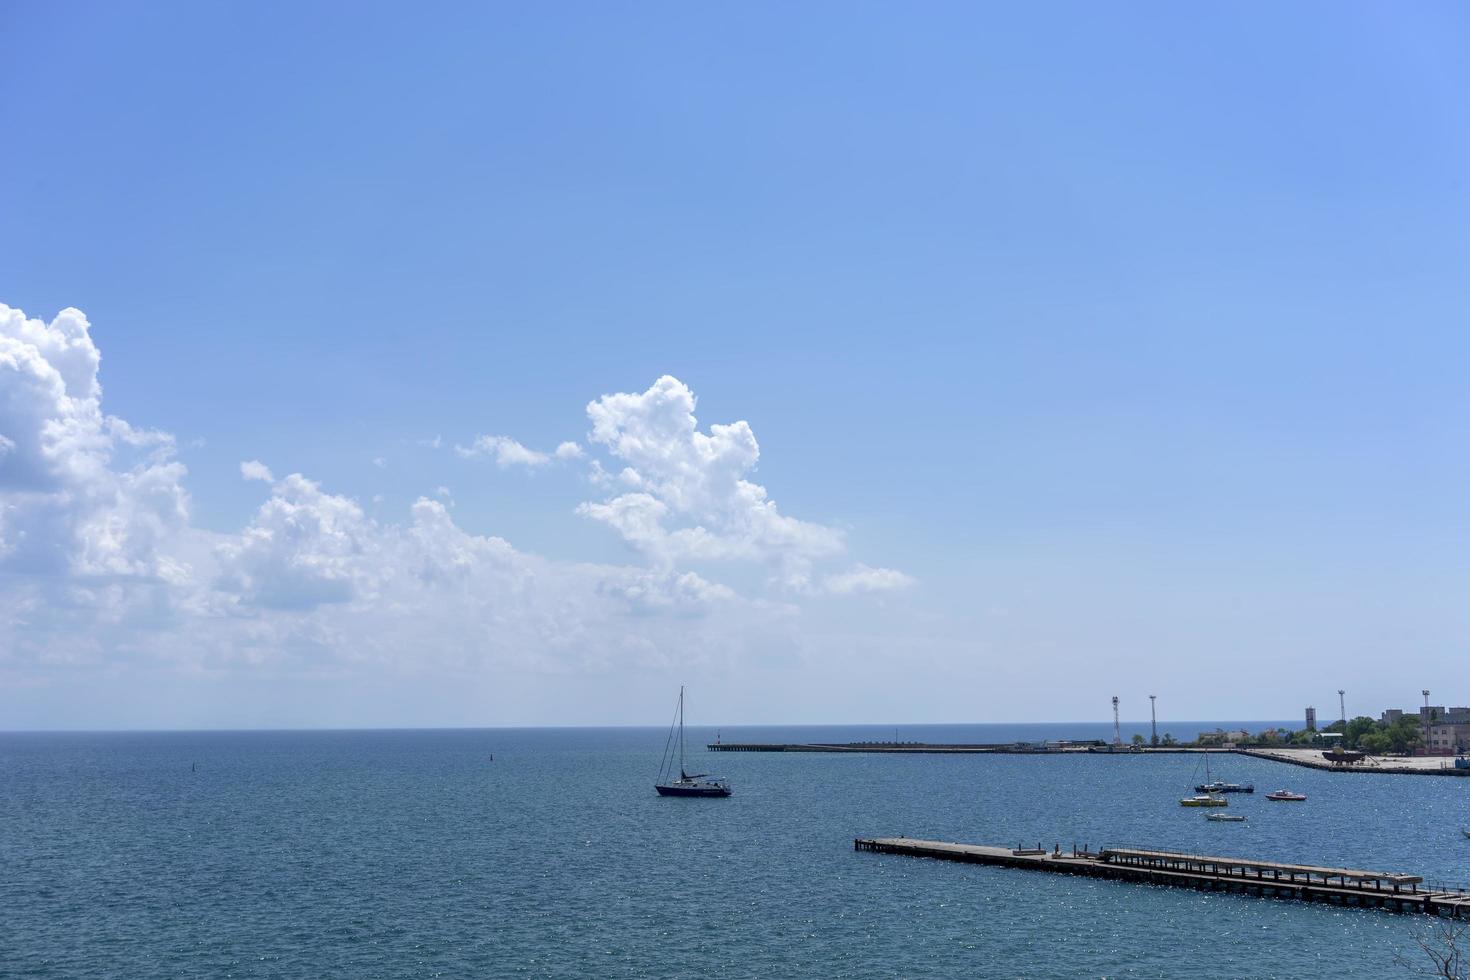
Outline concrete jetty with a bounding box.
[854,837,1470,916]
[710,741,1470,775]
[707,741,1111,754]
[1238,747,1470,776]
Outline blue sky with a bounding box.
[3,2,1469,728]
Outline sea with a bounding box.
[4,723,1468,979]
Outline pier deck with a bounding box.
[854,837,1470,917]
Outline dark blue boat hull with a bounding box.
[655,783,732,797]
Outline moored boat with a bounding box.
[656,775,731,797]
[655,686,732,798]
[1195,781,1254,793]
[1266,789,1307,801]
[1206,813,1246,822]
[1180,753,1228,806]
[1180,794,1229,807]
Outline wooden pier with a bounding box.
[854,837,1470,917]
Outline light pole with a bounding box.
[1423,689,1431,755]
[1112,696,1121,746]
[1338,689,1345,726]
[1149,695,1158,747]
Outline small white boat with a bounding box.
[1206,813,1246,822]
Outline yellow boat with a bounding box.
[1180,754,1229,806]
[1180,794,1228,807]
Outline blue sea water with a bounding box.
[4,724,1468,978]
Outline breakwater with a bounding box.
[709,740,1121,754]
[1238,748,1470,777]
[710,741,1470,775]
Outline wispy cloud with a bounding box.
[822,564,916,595]
[455,435,551,468]
[240,460,274,483]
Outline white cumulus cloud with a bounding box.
[215,474,379,609]
[576,376,845,589]
[0,304,909,703]
[0,304,190,578]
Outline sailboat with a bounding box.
[655,686,732,798]
[1195,780,1254,794]
[1181,752,1229,807]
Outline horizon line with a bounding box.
[0,718,1305,736]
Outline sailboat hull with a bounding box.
[655,782,732,797]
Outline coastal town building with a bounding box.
[1372,704,1469,726]
[1428,723,1470,754]
[1304,707,1316,731]
[1365,700,1470,754]
[1414,705,1469,723]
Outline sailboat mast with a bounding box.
[679,685,685,776]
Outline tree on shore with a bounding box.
[1395,920,1467,978]
[1344,716,1377,746]
[1345,716,1424,753]
[1276,715,1426,754]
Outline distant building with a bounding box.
[1421,705,1447,724]
[1428,723,1470,755]
[1380,709,1404,725]
[1305,707,1316,731]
